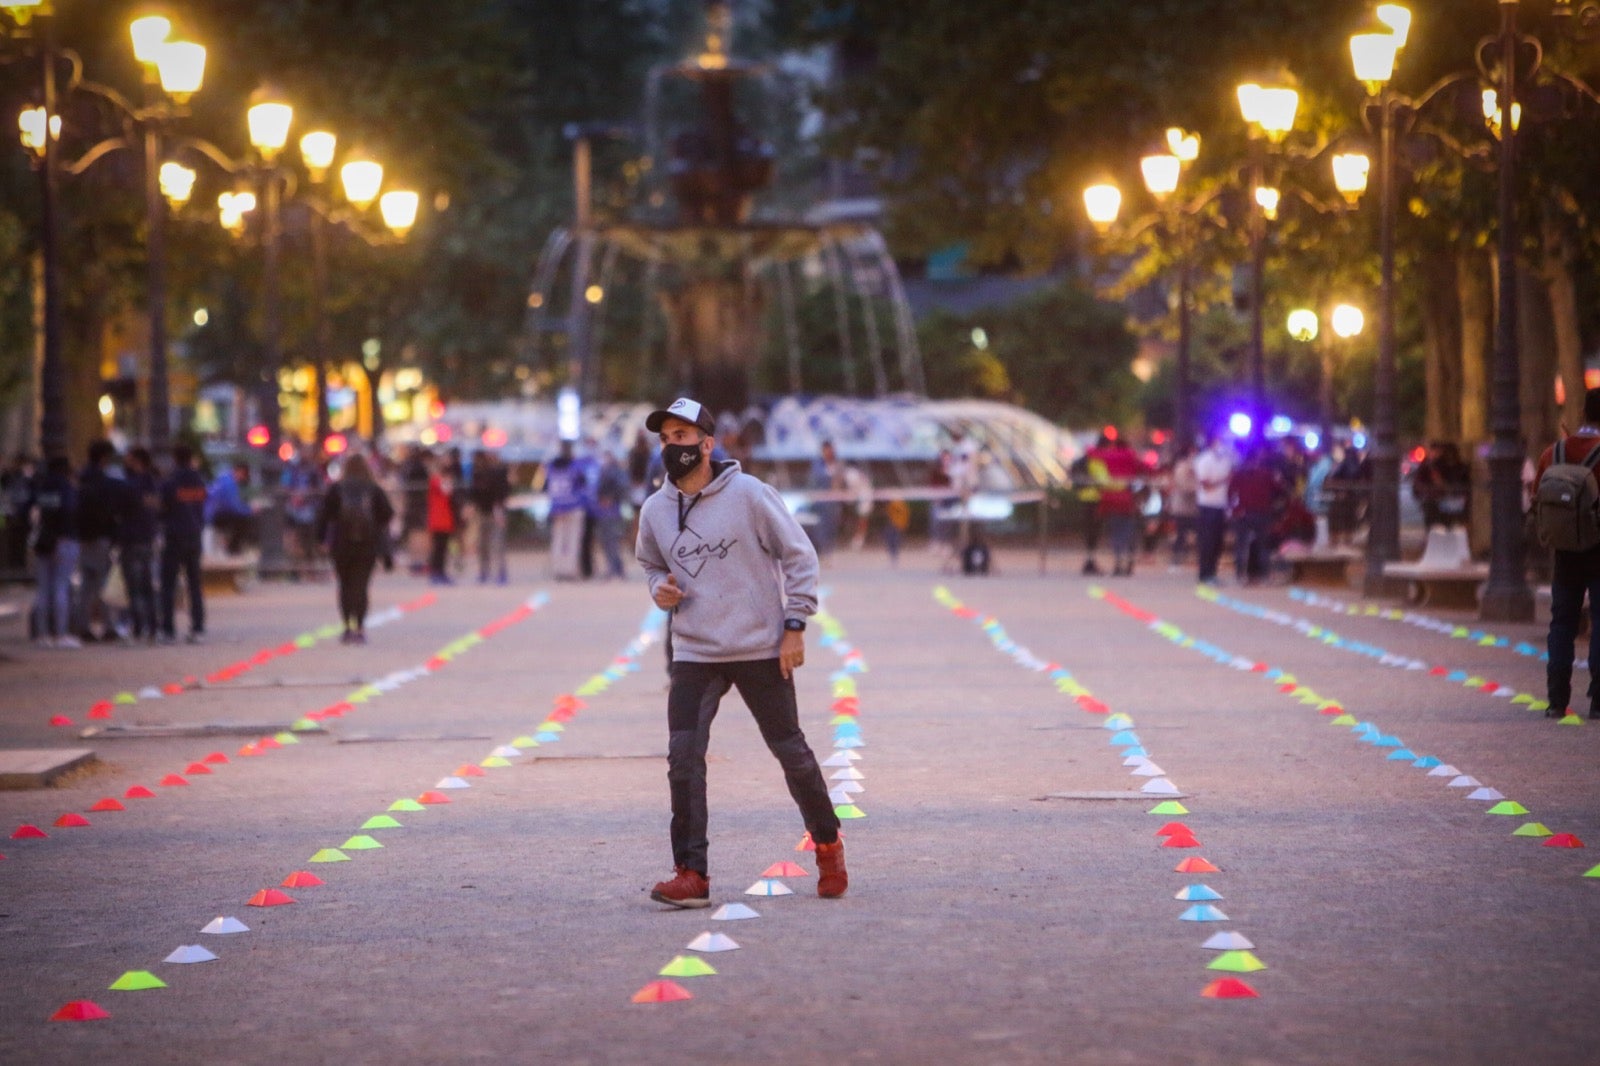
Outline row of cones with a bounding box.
[947,586,1265,1001]
[43,592,550,1023]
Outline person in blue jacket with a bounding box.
[160,444,209,644]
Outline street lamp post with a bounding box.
[1236,74,1300,440]
[1479,0,1536,621]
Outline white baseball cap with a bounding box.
[645,397,716,435]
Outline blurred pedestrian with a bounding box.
[74,440,120,642]
[1,453,35,577]
[159,444,208,644]
[844,461,873,550]
[1089,431,1149,577]
[469,450,511,584]
[1228,445,1284,585]
[206,460,256,555]
[118,447,161,643]
[317,453,394,644]
[1412,441,1471,530]
[426,452,456,585]
[1194,433,1235,584]
[1533,389,1600,719]
[808,440,845,559]
[545,440,586,580]
[594,449,628,579]
[884,496,910,565]
[398,446,430,574]
[1167,444,1198,568]
[30,455,79,648]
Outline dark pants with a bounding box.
[1232,511,1273,581]
[120,542,157,638]
[160,540,204,637]
[666,658,840,875]
[428,531,450,580]
[1197,506,1227,581]
[333,549,377,630]
[1547,548,1600,713]
[1104,512,1137,570]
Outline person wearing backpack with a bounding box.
[1533,387,1600,719]
[316,454,395,645]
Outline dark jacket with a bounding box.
[316,479,395,558]
[32,472,79,556]
[468,463,511,515]
[119,471,161,548]
[161,467,209,548]
[77,466,121,543]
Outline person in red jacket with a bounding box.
[425,453,456,586]
[1228,445,1285,585]
[1089,431,1150,577]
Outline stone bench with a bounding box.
[1280,545,1359,587]
[201,552,258,595]
[1383,527,1485,607]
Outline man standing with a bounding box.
[1534,388,1600,719]
[159,444,208,644]
[1193,433,1235,585]
[636,397,846,907]
[118,448,161,643]
[75,440,120,641]
[545,441,586,580]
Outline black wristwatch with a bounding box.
[783,618,806,633]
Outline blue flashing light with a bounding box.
[1228,412,1253,438]
[1351,431,1368,449]
[1268,415,1293,436]
[1304,431,1321,451]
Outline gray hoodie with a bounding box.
[636,460,818,663]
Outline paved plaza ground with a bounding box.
[0,546,1596,1064]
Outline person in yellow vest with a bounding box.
[1071,432,1112,575]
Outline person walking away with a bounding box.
[425,453,456,585]
[281,446,323,572]
[30,455,80,648]
[117,448,161,643]
[317,453,395,644]
[1193,434,1235,584]
[469,450,511,584]
[1,453,36,578]
[594,450,628,579]
[1090,431,1149,577]
[545,440,586,580]
[1305,447,1334,547]
[1228,445,1284,585]
[577,439,603,580]
[1412,441,1472,530]
[1325,445,1365,547]
[884,496,910,565]
[636,397,846,907]
[1167,445,1198,568]
[74,440,121,642]
[159,444,208,644]
[1071,436,1109,575]
[1532,388,1600,719]
[808,440,846,560]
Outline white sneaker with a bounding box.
[55,635,82,649]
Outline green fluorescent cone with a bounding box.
[309,849,351,863]
[658,955,717,977]
[1148,801,1189,815]
[834,804,867,820]
[109,971,167,991]
[1512,822,1553,837]
[388,799,426,812]
[340,835,384,850]
[1206,951,1267,973]
[361,816,403,830]
[1486,801,1529,816]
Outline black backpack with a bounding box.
[336,483,377,547]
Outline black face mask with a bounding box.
[663,442,705,484]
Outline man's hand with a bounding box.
[653,574,685,610]
[779,630,805,679]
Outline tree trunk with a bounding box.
[1418,246,1462,442]
[1458,247,1493,444]
[1541,213,1584,434]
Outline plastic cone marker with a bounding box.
[282,871,324,887]
[762,861,808,878]
[1448,775,1482,788]
[659,955,718,977]
[247,888,296,907]
[827,788,854,805]
[710,903,760,921]
[389,799,426,812]
[834,804,866,819]
[54,813,90,828]
[417,791,450,804]
[1583,864,1600,877]
[745,879,794,897]
[89,798,125,812]
[50,1000,111,1021]
[11,825,47,839]
[1176,857,1221,874]
[1544,834,1584,848]
[1131,764,1167,777]
[631,980,693,1003]
[309,849,351,863]
[1162,834,1202,849]
[341,835,384,850]
[1205,949,1268,973]
[822,751,861,767]
[201,916,249,934]
[109,971,167,991]
[1486,801,1530,816]
[1148,801,1190,815]
[1176,884,1223,902]
[159,774,188,787]
[1201,978,1261,999]
[164,945,218,964]
[1427,765,1460,778]
[1466,787,1505,802]
[1155,822,1191,837]
[435,777,470,790]
[361,815,403,830]
[1202,931,1254,951]
[1512,822,1554,837]
[481,756,514,769]
[830,767,865,781]
[795,833,816,852]
[1179,904,1229,922]
[687,932,741,953]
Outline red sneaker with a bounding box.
[650,866,711,908]
[815,840,847,898]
